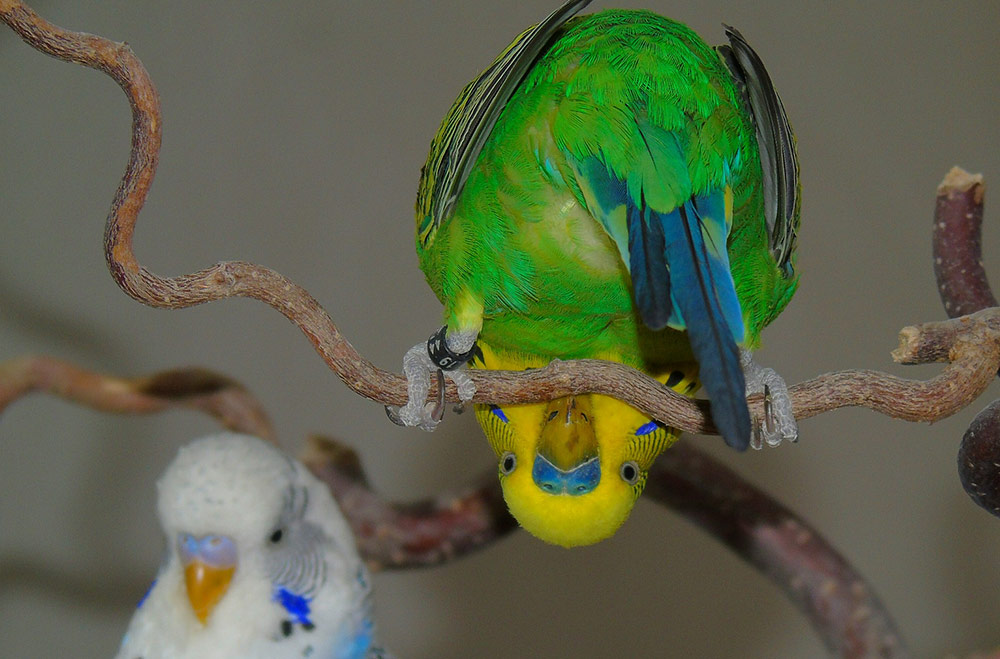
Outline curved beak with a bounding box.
[178,533,237,624]
[533,396,600,495]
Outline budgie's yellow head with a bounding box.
[473,347,690,547]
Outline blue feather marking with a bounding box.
[136,578,156,609]
[635,421,658,436]
[662,198,749,450]
[274,587,313,626]
[574,156,630,265]
[683,194,744,342]
[333,618,375,659]
[489,404,509,423]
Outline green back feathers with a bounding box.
[521,10,750,212]
[416,4,801,349]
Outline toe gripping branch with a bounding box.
[427,325,476,370]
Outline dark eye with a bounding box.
[620,461,640,485]
[547,410,558,422]
[269,528,284,544]
[500,451,517,475]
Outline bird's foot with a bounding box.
[385,329,477,431]
[741,349,798,449]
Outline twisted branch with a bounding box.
[930,168,1000,519]
[2,0,998,441]
[0,356,275,441]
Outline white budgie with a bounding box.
[116,432,390,659]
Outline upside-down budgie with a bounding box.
[391,0,800,547]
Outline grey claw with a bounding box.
[385,405,405,426]
[750,421,764,451]
[429,369,446,422]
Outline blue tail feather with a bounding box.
[627,190,671,330]
[568,153,750,449]
[665,200,749,450]
[630,193,749,450]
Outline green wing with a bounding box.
[416,0,592,247]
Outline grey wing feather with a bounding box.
[718,25,800,277]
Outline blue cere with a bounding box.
[532,455,601,496]
[489,405,509,423]
[274,587,313,626]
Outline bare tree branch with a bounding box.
[931,167,1000,520]
[645,442,907,657]
[303,433,910,657]
[2,1,999,443]
[300,434,517,570]
[0,354,911,653]
[0,356,274,441]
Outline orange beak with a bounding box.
[178,533,237,625]
[184,560,235,624]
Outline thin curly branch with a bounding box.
[0,356,275,441]
[2,1,999,441]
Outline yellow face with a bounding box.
[471,339,699,548]
[477,389,682,546]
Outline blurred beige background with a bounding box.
[2,1,1000,656]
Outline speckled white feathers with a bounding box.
[116,433,387,659]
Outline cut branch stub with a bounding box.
[934,167,995,319]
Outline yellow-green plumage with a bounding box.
[414,4,799,546]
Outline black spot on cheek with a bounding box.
[281,619,294,637]
[665,370,685,388]
[303,621,315,632]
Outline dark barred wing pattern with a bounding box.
[266,484,328,597]
[416,0,592,246]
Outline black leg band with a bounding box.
[427,325,475,370]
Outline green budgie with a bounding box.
[389,0,800,546]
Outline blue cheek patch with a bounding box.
[274,587,313,627]
[489,405,509,423]
[635,420,668,436]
